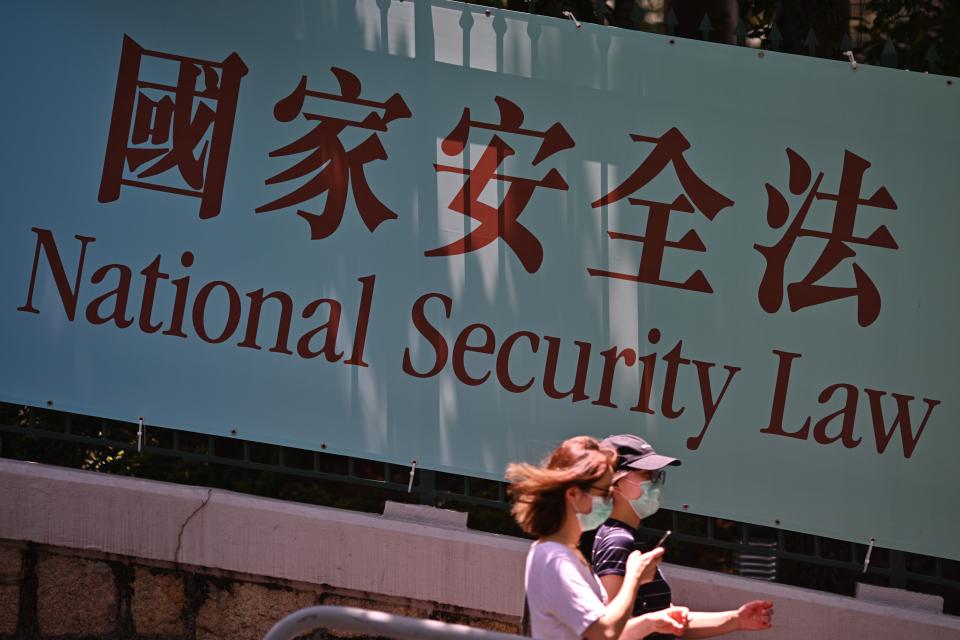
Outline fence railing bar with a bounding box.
[263,605,524,640]
[0,423,409,493]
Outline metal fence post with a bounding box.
[889,550,907,589]
[419,468,436,506]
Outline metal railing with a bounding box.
[263,605,524,640]
[736,540,779,581]
[0,404,507,511]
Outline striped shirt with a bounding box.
[591,518,673,640]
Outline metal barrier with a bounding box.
[263,605,524,640]
[737,540,779,581]
[0,404,505,511]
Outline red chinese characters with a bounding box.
[98,35,248,219]
[755,149,898,327]
[590,128,734,293]
[426,97,575,273]
[256,68,411,240]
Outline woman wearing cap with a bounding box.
[507,435,691,640]
[589,434,774,639]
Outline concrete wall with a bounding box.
[0,541,515,639]
[1,458,958,639]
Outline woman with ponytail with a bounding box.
[507,436,689,639]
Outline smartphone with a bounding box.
[655,530,672,548]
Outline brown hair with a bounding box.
[506,436,615,538]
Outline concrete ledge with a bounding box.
[383,501,469,529]
[2,459,959,639]
[0,459,529,616]
[856,582,944,613]
[660,560,958,639]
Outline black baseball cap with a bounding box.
[602,434,681,472]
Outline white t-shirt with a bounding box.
[524,541,607,640]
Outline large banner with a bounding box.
[1,1,957,560]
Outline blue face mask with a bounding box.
[576,495,613,531]
[627,480,664,520]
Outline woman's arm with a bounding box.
[598,574,625,601]
[678,610,738,638]
[680,601,774,638]
[619,606,689,640]
[581,549,664,640]
[606,595,772,638]
[599,571,689,639]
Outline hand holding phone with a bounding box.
[626,547,664,586]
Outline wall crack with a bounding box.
[174,488,213,563]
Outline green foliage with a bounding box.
[859,0,959,74]
[469,0,664,32]
[466,0,958,76]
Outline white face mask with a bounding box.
[627,481,664,520]
[576,495,613,531]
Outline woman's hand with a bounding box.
[625,547,665,586]
[649,605,690,636]
[736,600,774,630]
